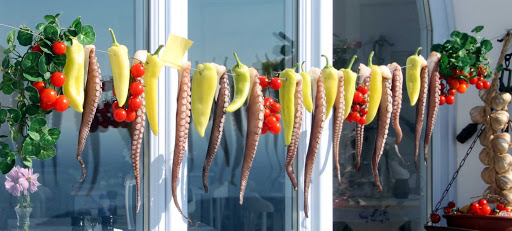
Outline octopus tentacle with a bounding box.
[172,62,193,224]
[304,77,326,218]
[333,72,345,184]
[424,52,441,164]
[203,71,230,193]
[239,70,265,204]
[285,78,304,191]
[414,64,429,172]
[355,65,371,171]
[387,63,404,158]
[372,77,393,192]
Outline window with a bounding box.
[332,0,430,230]
[0,1,147,230]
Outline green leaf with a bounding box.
[71,17,82,34]
[43,25,59,41]
[1,84,14,95]
[77,25,96,45]
[440,53,448,67]
[7,109,21,123]
[2,55,9,69]
[30,118,46,131]
[38,55,47,74]
[6,30,15,45]
[39,42,52,53]
[23,73,42,82]
[431,44,443,53]
[28,131,40,141]
[440,67,454,78]
[26,104,39,116]
[17,27,33,46]
[0,109,7,123]
[481,39,493,53]
[496,64,504,73]
[22,52,42,72]
[450,30,462,39]
[54,12,62,19]
[52,54,66,70]
[43,72,51,80]
[22,138,41,157]
[3,45,16,54]
[36,23,46,31]
[48,128,60,141]
[471,25,484,33]
[63,36,72,47]
[43,15,56,22]
[22,157,32,168]
[0,159,15,174]
[0,142,10,158]
[38,145,55,160]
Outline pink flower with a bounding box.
[4,166,40,196]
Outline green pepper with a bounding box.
[406,47,423,106]
[143,45,164,136]
[300,61,313,113]
[226,53,250,112]
[365,51,382,125]
[340,55,357,119]
[279,63,299,146]
[107,28,131,107]
[191,63,218,137]
[321,55,339,118]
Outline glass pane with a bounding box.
[187,0,297,230]
[0,2,147,230]
[332,0,428,230]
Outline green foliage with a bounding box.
[0,13,96,174]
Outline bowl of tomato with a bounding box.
[443,214,512,231]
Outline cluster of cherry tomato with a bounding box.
[31,75,68,113]
[261,97,282,135]
[258,75,282,90]
[112,63,145,122]
[431,198,511,224]
[439,66,491,105]
[346,85,369,125]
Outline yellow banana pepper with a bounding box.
[191,63,218,137]
[406,47,423,106]
[365,51,382,125]
[321,55,339,118]
[279,63,299,146]
[300,61,313,113]
[340,55,357,119]
[107,28,130,107]
[226,53,250,112]
[63,38,85,113]
[143,45,164,136]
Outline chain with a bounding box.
[425,125,484,225]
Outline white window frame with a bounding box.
[146,0,449,230]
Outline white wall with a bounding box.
[451,0,512,206]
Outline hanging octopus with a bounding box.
[387,63,404,157]
[285,75,304,191]
[355,64,372,170]
[414,57,429,171]
[424,52,441,162]
[333,71,345,184]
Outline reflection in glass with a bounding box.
[187,0,296,230]
[333,0,427,230]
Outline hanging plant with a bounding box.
[0,13,96,174]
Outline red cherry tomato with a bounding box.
[360,85,369,95]
[457,84,467,94]
[270,77,282,90]
[112,101,120,111]
[40,102,53,111]
[113,108,127,122]
[480,205,491,215]
[269,122,281,134]
[361,99,367,105]
[430,214,441,223]
[270,102,281,113]
[458,79,466,84]
[478,199,488,207]
[274,113,281,121]
[265,116,278,128]
[475,81,484,89]
[32,81,46,92]
[449,81,459,89]
[352,105,360,112]
[350,112,361,122]
[443,207,452,214]
[506,208,511,213]
[53,95,69,112]
[470,202,480,213]
[40,88,57,104]
[497,204,505,211]
[130,63,146,78]
[129,82,144,96]
[264,109,271,118]
[357,115,366,125]
[469,77,478,85]
[483,81,491,89]
[439,95,446,105]
[440,83,445,91]
[259,76,269,89]
[31,44,43,54]
[345,116,353,123]
[264,97,274,108]
[52,42,66,55]
[50,72,66,87]
[448,201,456,208]
[261,123,269,134]
[448,89,457,96]
[360,108,368,115]
[125,109,136,122]
[353,92,363,103]
[446,95,455,105]
[128,96,142,110]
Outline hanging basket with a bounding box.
[442,214,512,231]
